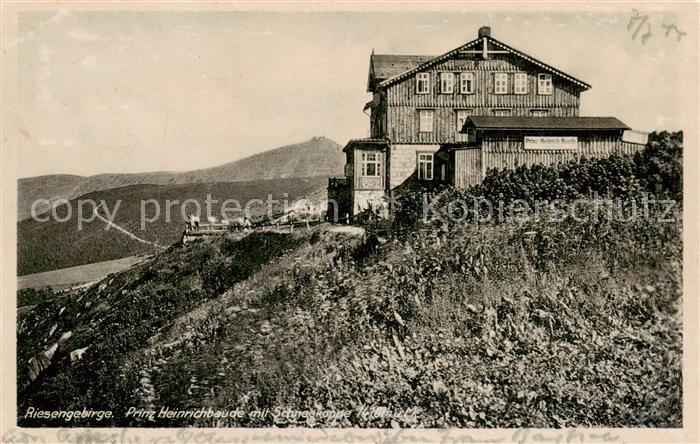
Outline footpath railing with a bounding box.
[182,217,331,242]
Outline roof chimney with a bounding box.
[478,26,491,38]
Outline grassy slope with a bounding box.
[141,216,683,428]
[17,134,683,427]
[17,230,316,426]
[18,212,682,427]
[18,137,343,220]
[17,177,328,276]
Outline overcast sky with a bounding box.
[17,8,692,178]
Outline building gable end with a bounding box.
[378,36,591,91]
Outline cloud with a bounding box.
[81,56,99,70]
[45,9,72,27]
[68,28,105,42]
[8,9,73,50]
[38,44,50,63]
[596,16,620,26]
[36,45,52,103]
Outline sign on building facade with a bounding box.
[523,136,578,150]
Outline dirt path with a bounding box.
[94,203,165,249]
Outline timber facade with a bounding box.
[328,26,647,218]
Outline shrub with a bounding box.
[17,287,55,307]
[634,131,683,200]
[390,131,682,230]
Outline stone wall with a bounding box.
[389,144,440,189]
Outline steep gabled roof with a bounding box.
[371,54,435,79]
[367,54,434,92]
[376,35,591,91]
[487,38,590,89]
[462,116,629,132]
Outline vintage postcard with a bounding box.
[1,1,698,443]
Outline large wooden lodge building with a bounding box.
[328,26,647,217]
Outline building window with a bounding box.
[418,109,434,132]
[361,152,381,177]
[459,72,474,94]
[492,109,511,116]
[416,73,430,94]
[530,109,549,117]
[417,153,434,180]
[514,73,528,94]
[494,73,508,94]
[440,73,454,94]
[456,109,472,132]
[538,73,553,95]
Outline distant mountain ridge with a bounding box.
[18,137,344,220]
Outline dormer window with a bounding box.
[538,73,553,95]
[440,73,454,94]
[459,73,474,94]
[416,73,430,94]
[494,73,508,94]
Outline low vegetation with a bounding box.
[17,231,306,426]
[394,131,682,230]
[17,132,682,427]
[17,287,56,308]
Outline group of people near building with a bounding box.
[185,214,252,232]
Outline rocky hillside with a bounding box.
[17,208,682,427]
[17,133,682,428]
[18,137,343,220]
